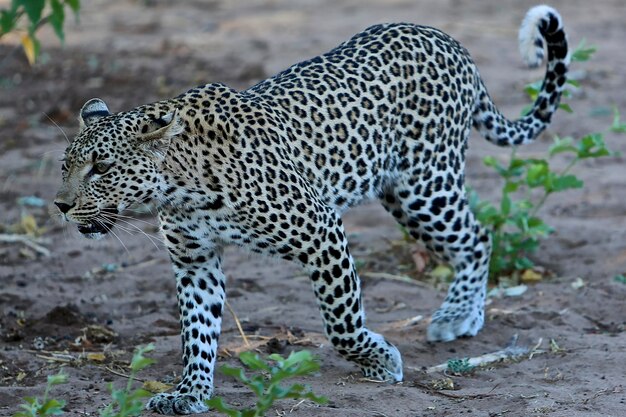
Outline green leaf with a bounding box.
[239,352,270,371]
[526,217,553,235]
[21,0,46,26]
[65,0,81,14]
[577,133,611,158]
[127,388,152,400]
[245,376,265,397]
[39,398,66,415]
[514,257,535,270]
[551,174,583,192]
[47,372,68,386]
[483,155,514,177]
[503,181,519,193]
[130,357,156,372]
[611,107,626,133]
[500,193,511,216]
[525,161,549,188]
[483,155,500,168]
[558,103,573,113]
[269,384,293,400]
[205,397,242,417]
[523,80,542,100]
[520,103,533,117]
[566,79,581,88]
[220,365,250,383]
[571,38,597,62]
[49,0,65,43]
[279,351,315,368]
[130,344,156,372]
[1,9,16,35]
[548,136,578,157]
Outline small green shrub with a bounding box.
[207,350,328,417]
[100,344,155,417]
[470,121,619,280]
[446,358,475,375]
[0,0,81,64]
[471,42,623,281]
[14,372,68,417]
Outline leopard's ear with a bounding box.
[136,110,184,160]
[79,98,110,129]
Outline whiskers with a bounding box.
[96,210,164,251]
[43,112,71,145]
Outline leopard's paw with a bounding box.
[354,332,403,382]
[427,303,484,342]
[145,392,208,415]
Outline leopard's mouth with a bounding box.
[77,207,118,238]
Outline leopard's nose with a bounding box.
[54,201,74,214]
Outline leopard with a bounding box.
[54,5,569,414]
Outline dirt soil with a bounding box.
[1,0,625,416]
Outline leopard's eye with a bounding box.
[93,161,112,175]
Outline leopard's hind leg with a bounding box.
[381,173,491,342]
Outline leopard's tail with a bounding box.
[472,5,569,146]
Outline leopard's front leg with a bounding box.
[273,203,403,382]
[146,227,225,415]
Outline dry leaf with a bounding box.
[143,380,173,393]
[16,372,27,382]
[521,269,543,283]
[87,352,106,362]
[21,35,36,65]
[429,377,455,390]
[84,325,118,343]
[20,214,39,236]
[411,248,429,273]
[430,265,454,281]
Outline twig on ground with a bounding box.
[424,334,542,374]
[225,301,250,348]
[35,354,72,363]
[361,272,430,287]
[289,399,307,413]
[102,365,149,383]
[104,366,134,380]
[412,381,496,399]
[380,315,424,331]
[26,350,78,363]
[0,233,50,256]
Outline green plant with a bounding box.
[471,42,622,281]
[207,350,328,417]
[14,372,68,417]
[0,0,81,64]
[446,358,475,375]
[472,112,620,280]
[100,344,155,417]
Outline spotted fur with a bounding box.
[55,6,568,415]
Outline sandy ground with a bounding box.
[1,0,625,416]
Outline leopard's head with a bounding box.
[54,98,183,239]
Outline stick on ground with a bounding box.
[0,233,50,256]
[424,334,542,374]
